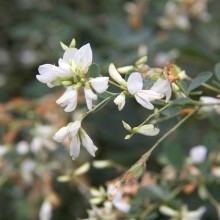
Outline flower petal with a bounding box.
[53,126,69,142]
[135,124,160,136]
[159,205,178,217]
[64,101,77,112]
[69,120,81,137]
[113,201,130,213]
[90,77,109,93]
[80,128,97,157]
[84,88,97,110]
[56,89,77,109]
[134,93,154,110]
[74,43,92,73]
[70,134,81,160]
[114,92,126,111]
[189,145,207,164]
[37,64,58,83]
[127,72,143,94]
[109,63,127,86]
[63,48,78,62]
[151,78,171,102]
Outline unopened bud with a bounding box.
[62,80,73,86]
[74,82,82,90]
[60,42,68,50]
[179,70,188,80]
[122,121,132,131]
[92,160,112,168]
[69,38,76,48]
[57,175,72,182]
[125,134,132,139]
[117,65,134,74]
[74,162,90,176]
[135,56,148,66]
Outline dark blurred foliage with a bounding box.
[0,0,220,219]
[1,0,220,101]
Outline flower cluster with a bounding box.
[37,40,110,159]
[37,39,177,160]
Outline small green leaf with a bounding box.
[97,92,110,98]
[125,71,133,81]
[187,71,213,92]
[214,63,220,81]
[172,97,191,105]
[164,141,185,170]
[178,80,189,93]
[143,78,156,88]
[161,106,181,117]
[88,63,100,78]
[188,91,203,95]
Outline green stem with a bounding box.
[109,80,126,90]
[186,76,220,93]
[138,108,197,164]
[82,95,114,120]
[190,100,220,106]
[128,104,171,139]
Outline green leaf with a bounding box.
[138,185,168,201]
[188,91,203,95]
[214,63,220,81]
[97,92,111,98]
[161,106,181,117]
[143,78,156,88]
[125,71,133,81]
[88,63,100,78]
[172,97,191,105]
[178,80,189,93]
[164,141,185,170]
[130,185,168,213]
[187,71,213,92]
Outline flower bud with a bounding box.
[69,38,76,48]
[92,160,112,168]
[53,126,69,142]
[60,42,68,50]
[135,56,148,66]
[109,63,127,87]
[74,162,90,176]
[122,121,132,131]
[133,124,160,136]
[62,80,73,86]
[117,65,134,74]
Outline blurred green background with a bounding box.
[0,0,220,219]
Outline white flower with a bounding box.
[30,125,56,153]
[56,86,78,112]
[53,120,98,160]
[151,78,172,102]
[16,141,29,155]
[134,124,160,136]
[39,201,52,220]
[199,96,220,114]
[109,63,127,86]
[159,205,206,220]
[84,88,98,110]
[20,159,36,184]
[36,64,62,86]
[189,145,207,164]
[107,184,130,213]
[114,92,126,111]
[37,43,93,88]
[89,77,109,93]
[59,43,92,74]
[127,72,163,110]
[0,145,8,157]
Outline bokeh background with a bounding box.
[0,0,220,219]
